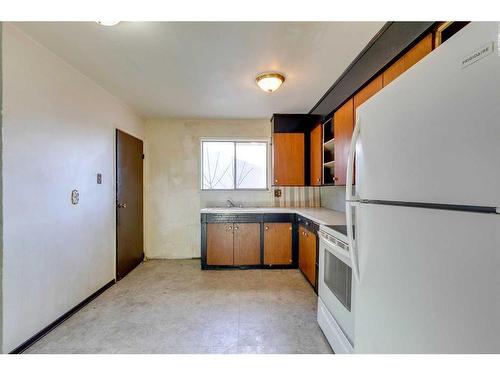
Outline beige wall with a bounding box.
[145,118,271,259]
[2,24,144,352]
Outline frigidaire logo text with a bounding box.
[461,42,494,68]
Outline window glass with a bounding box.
[235,142,267,189]
[201,142,234,190]
[201,141,267,190]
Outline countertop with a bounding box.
[200,207,346,226]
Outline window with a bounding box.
[201,140,268,190]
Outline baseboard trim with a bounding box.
[9,279,116,354]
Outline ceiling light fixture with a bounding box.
[255,72,285,93]
[96,21,120,26]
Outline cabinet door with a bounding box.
[299,226,317,286]
[383,33,433,86]
[310,124,323,186]
[207,223,234,265]
[273,133,305,186]
[333,98,354,186]
[354,75,383,112]
[263,223,293,265]
[233,223,261,266]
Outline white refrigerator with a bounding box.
[346,22,500,353]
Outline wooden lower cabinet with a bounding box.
[207,223,234,265]
[233,223,261,266]
[207,223,261,266]
[299,225,317,286]
[263,223,293,265]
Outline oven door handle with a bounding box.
[318,231,337,249]
[319,232,351,267]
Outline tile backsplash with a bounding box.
[200,186,321,208]
[273,186,321,208]
[320,186,346,212]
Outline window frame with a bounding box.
[200,138,270,191]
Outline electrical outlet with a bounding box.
[274,188,282,198]
[97,173,102,184]
[71,189,79,205]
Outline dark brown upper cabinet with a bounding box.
[383,33,433,87]
[310,124,323,186]
[354,74,383,113]
[271,114,322,187]
[273,133,305,186]
[333,99,354,186]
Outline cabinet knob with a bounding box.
[265,226,269,230]
[334,177,339,181]
[289,227,292,231]
[274,179,278,183]
[228,226,232,230]
[234,226,239,230]
[317,178,321,182]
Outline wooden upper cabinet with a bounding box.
[263,223,292,265]
[310,124,323,186]
[207,223,234,266]
[354,75,383,113]
[233,223,261,266]
[299,225,317,286]
[273,133,305,186]
[333,98,354,186]
[383,33,433,87]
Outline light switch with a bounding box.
[71,189,79,205]
[97,173,102,184]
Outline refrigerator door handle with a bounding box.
[346,115,361,283]
[346,201,360,283]
[346,115,360,202]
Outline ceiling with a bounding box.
[14,22,385,119]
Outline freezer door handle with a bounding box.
[346,115,360,202]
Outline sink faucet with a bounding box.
[226,199,242,208]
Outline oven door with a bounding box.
[318,231,355,346]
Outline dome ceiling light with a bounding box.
[255,72,285,93]
[96,21,121,26]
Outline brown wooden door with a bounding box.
[333,98,354,186]
[298,225,317,286]
[273,133,305,186]
[233,223,261,266]
[263,223,292,265]
[116,129,144,280]
[207,223,234,265]
[383,33,433,86]
[354,75,383,111]
[310,124,323,186]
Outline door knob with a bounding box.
[117,203,127,208]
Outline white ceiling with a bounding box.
[14,22,385,119]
